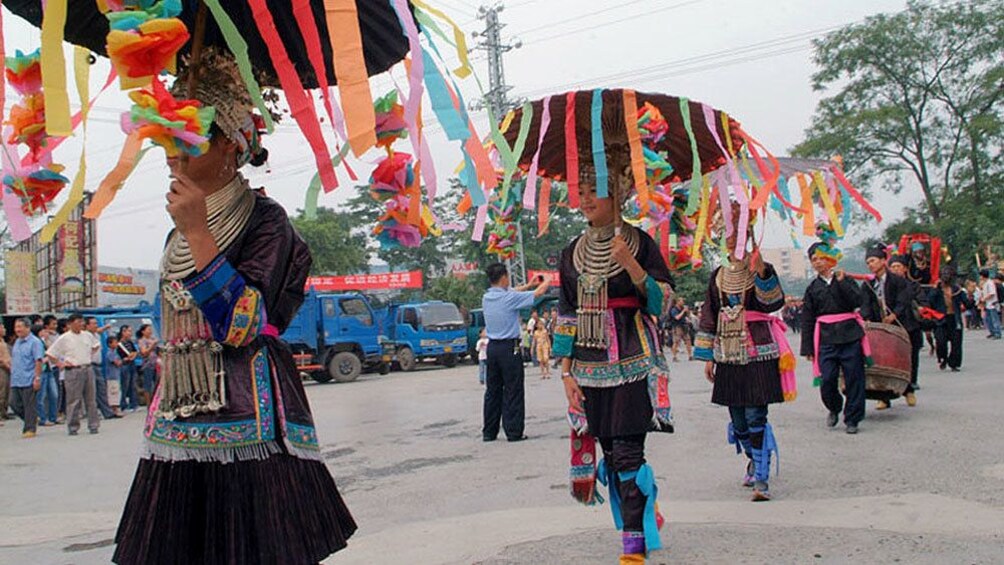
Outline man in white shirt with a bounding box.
[47,314,102,435]
[979,269,1001,339]
[85,317,119,419]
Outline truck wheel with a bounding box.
[441,353,458,368]
[311,371,333,384]
[329,352,362,383]
[397,347,417,372]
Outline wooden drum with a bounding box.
[841,322,912,400]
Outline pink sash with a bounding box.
[745,311,797,402]
[812,313,871,377]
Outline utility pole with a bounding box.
[472,3,528,287]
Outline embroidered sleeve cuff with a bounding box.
[184,255,241,306]
[553,315,577,358]
[694,331,715,361]
[644,277,672,317]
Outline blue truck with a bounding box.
[381,301,467,371]
[282,290,391,383]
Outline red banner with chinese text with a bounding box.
[305,270,424,291]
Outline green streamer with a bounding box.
[678,98,702,215]
[203,0,275,133]
[304,143,352,219]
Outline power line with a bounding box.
[523,0,704,46]
[517,0,661,37]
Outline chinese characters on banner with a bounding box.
[97,267,159,307]
[59,220,86,294]
[305,270,424,291]
[4,251,38,314]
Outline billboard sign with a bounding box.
[305,270,424,292]
[97,267,159,308]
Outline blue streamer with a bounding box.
[590,89,609,198]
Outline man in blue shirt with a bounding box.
[481,263,550,442]
[10,318,45,438]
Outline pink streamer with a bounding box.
[472,204,488,242]
[1,139,33,241]
[522,95,552,210]
[702,104,742,251]
[392,0,424,129]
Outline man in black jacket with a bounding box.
[928,268,971,372]
[861,249,922,409]
[801,242,867,434]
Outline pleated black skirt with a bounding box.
[583,379,654,439]
[711,358,784,407]
[113,453,356,565]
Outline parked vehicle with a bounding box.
[381,301,467,371]
[465,308,485,361]
[282,290,391,383]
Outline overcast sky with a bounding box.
[2,0,915,270]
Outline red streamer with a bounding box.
[247,0,337,191]
[564,92,580,209]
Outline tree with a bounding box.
[425,272,487,312]
[290,207,369,276]
[793,1,1004,222]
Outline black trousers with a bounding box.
[819,341,866,426]
[483,339,525,440]
[599,435,647,532]
[934,325,963,369]
[906,329,923,393]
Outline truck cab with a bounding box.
[282,290,390,383]
[383,301,467,371]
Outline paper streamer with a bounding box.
[522,95,552,211]
[326,0,376,156]
[411,0,472,79]
[248,0,337,191]
[292,0,337,137]
[831,165,882,222]
[0,142,32,241]
[472,204,488,242]
[40,0,71,136]
[501,103,533,202]
[622,90,649,213]
[796,174,815,236]
[537,177,552,236]
[203,0,274,133]
[564,92,580,208]
[590,89,609,199]
[813,170,843,236]
[840,180,852,230]
[422,49,468,140]
[703,104,735,237]
[678,98,703,216]
[391,0,425,135]
[42,48,91,243]
[692,175,712,259]
[84,132,145,219]
[304,142,353,219]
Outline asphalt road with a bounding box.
[2,330,1003,564]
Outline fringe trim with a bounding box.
[143,439,282,465]
[283,438,324,462]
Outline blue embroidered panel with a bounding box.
[185,255,266,346]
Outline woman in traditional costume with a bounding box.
[694,206,793,502]
[556,164,675,565]
[113,50,356,565]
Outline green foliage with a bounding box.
[290,207,370,276]
[793,0,1004,222]
[425,273,488,312]
[671,265,712,305]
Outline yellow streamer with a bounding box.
[692,175,712,261]
[41,0,71,135]
[41,47,90,243]
[411,0,472,79]
[814,171,843,236]
[796,174,815,236]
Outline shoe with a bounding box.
[876,400,890,410]
[22,431,36,439]
[107,414,122,419]
[905,392,917,407]
[751,482,771,502]
[40,421,55,427]
[846,424,859,435]
[507,435,528,442]
[482,436,497,442]
[827,412,839,428]
[939,360,947,371]
[68,430,78,436]
[951,367,961,372]
[89,429,99,435]
[742,460,755,488]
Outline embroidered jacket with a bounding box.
[694,263,785,364]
